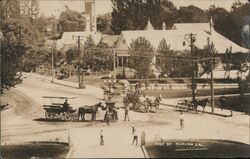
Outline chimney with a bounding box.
[209,16,214,35]
[162,22,166,30]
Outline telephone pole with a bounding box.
[208,37,215,113]
[113,48,117,81]
[73,35,85,89]
[186,33,197,101]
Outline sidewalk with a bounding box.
[160,98,246,117]
[68,127,144,158]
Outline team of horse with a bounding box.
[123,92,162,113]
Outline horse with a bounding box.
[192,98,210,114]
[78,102,104,121]
[146,95,162,111]
[219,96,233,116]
[123,91,140,110]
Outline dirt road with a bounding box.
[1,74,249,158]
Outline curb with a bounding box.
[141,145,149,159]
[65,147,74,159]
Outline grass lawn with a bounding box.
[143,88,250,99]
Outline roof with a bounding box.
[56,31,102,51]
[172,23,210,32]
[100,34,119,47]
[116,23,249,55]
[145,18,155,30]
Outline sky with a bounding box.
[39,0,249,17]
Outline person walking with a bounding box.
[132,129,138,145]
[124,104,130,121]
[131,122,135,134]
[180,111,184,130]
[100,129,104,146]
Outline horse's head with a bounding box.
[206,98,210,103]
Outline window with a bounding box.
[183,42,186,46]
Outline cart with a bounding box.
[42,96,78,121]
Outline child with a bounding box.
[100,129,104,146]
[180,111,184,130]
[131,122,135,134]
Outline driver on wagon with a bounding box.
[63,99,70,112]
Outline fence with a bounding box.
[127,83,245,91]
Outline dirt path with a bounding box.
[1,75,249,158]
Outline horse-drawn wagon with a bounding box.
[123,91,162,113]
[42,96,78,121]
[104,101,119,123]
[176,98,210,114]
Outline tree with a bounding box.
[58,6,86,32]
[176,5,208,23]
[208,6,241,46]
[157,38,193,78]
[111,0,177,34]
[97,13,114,34]
[157,38,174,76]
[194,42,219,76]
[130,37,154,79]
[83,36,113,72]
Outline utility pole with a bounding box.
[186,33,197,101]
[51,23,55,83]
[73,35,85,89]
[208,37,215,113]
[113,48,116,81]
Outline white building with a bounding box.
[115,18,249,78]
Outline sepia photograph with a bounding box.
[0,0,250,158]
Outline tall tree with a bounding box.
[97,13,114,34]
[83,36,113,71]
[130,37,154,79]
[58,6,86,32]
[157,39,192,78]
[207,6,241,45]
[176,5,208,23]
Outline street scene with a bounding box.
[0,0,250,158]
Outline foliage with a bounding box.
[111,0,177,34]
[58,6,86,32]
[97,13,114,34]
[130,37,154,79]
[83,36,113,72]
[207,6,241,45]
[0,0,47,90]
[193,42,219,75]
[157,38,193,78]
[176,5,208,23]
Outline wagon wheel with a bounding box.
[55,112,63,120]
[63,112,71,121]
[45,112,54,120]
[72,112,79,121]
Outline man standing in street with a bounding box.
[132,129,138,145]
[124,104,130,121]
[131,122,135,133]
[100,129,104,146]
[180,111,184,130]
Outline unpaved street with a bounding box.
[1,74,249,158]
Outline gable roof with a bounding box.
[144,18,155,30]
[57,31,102,51]
[100,34,119,47]
[116,23,249,55]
